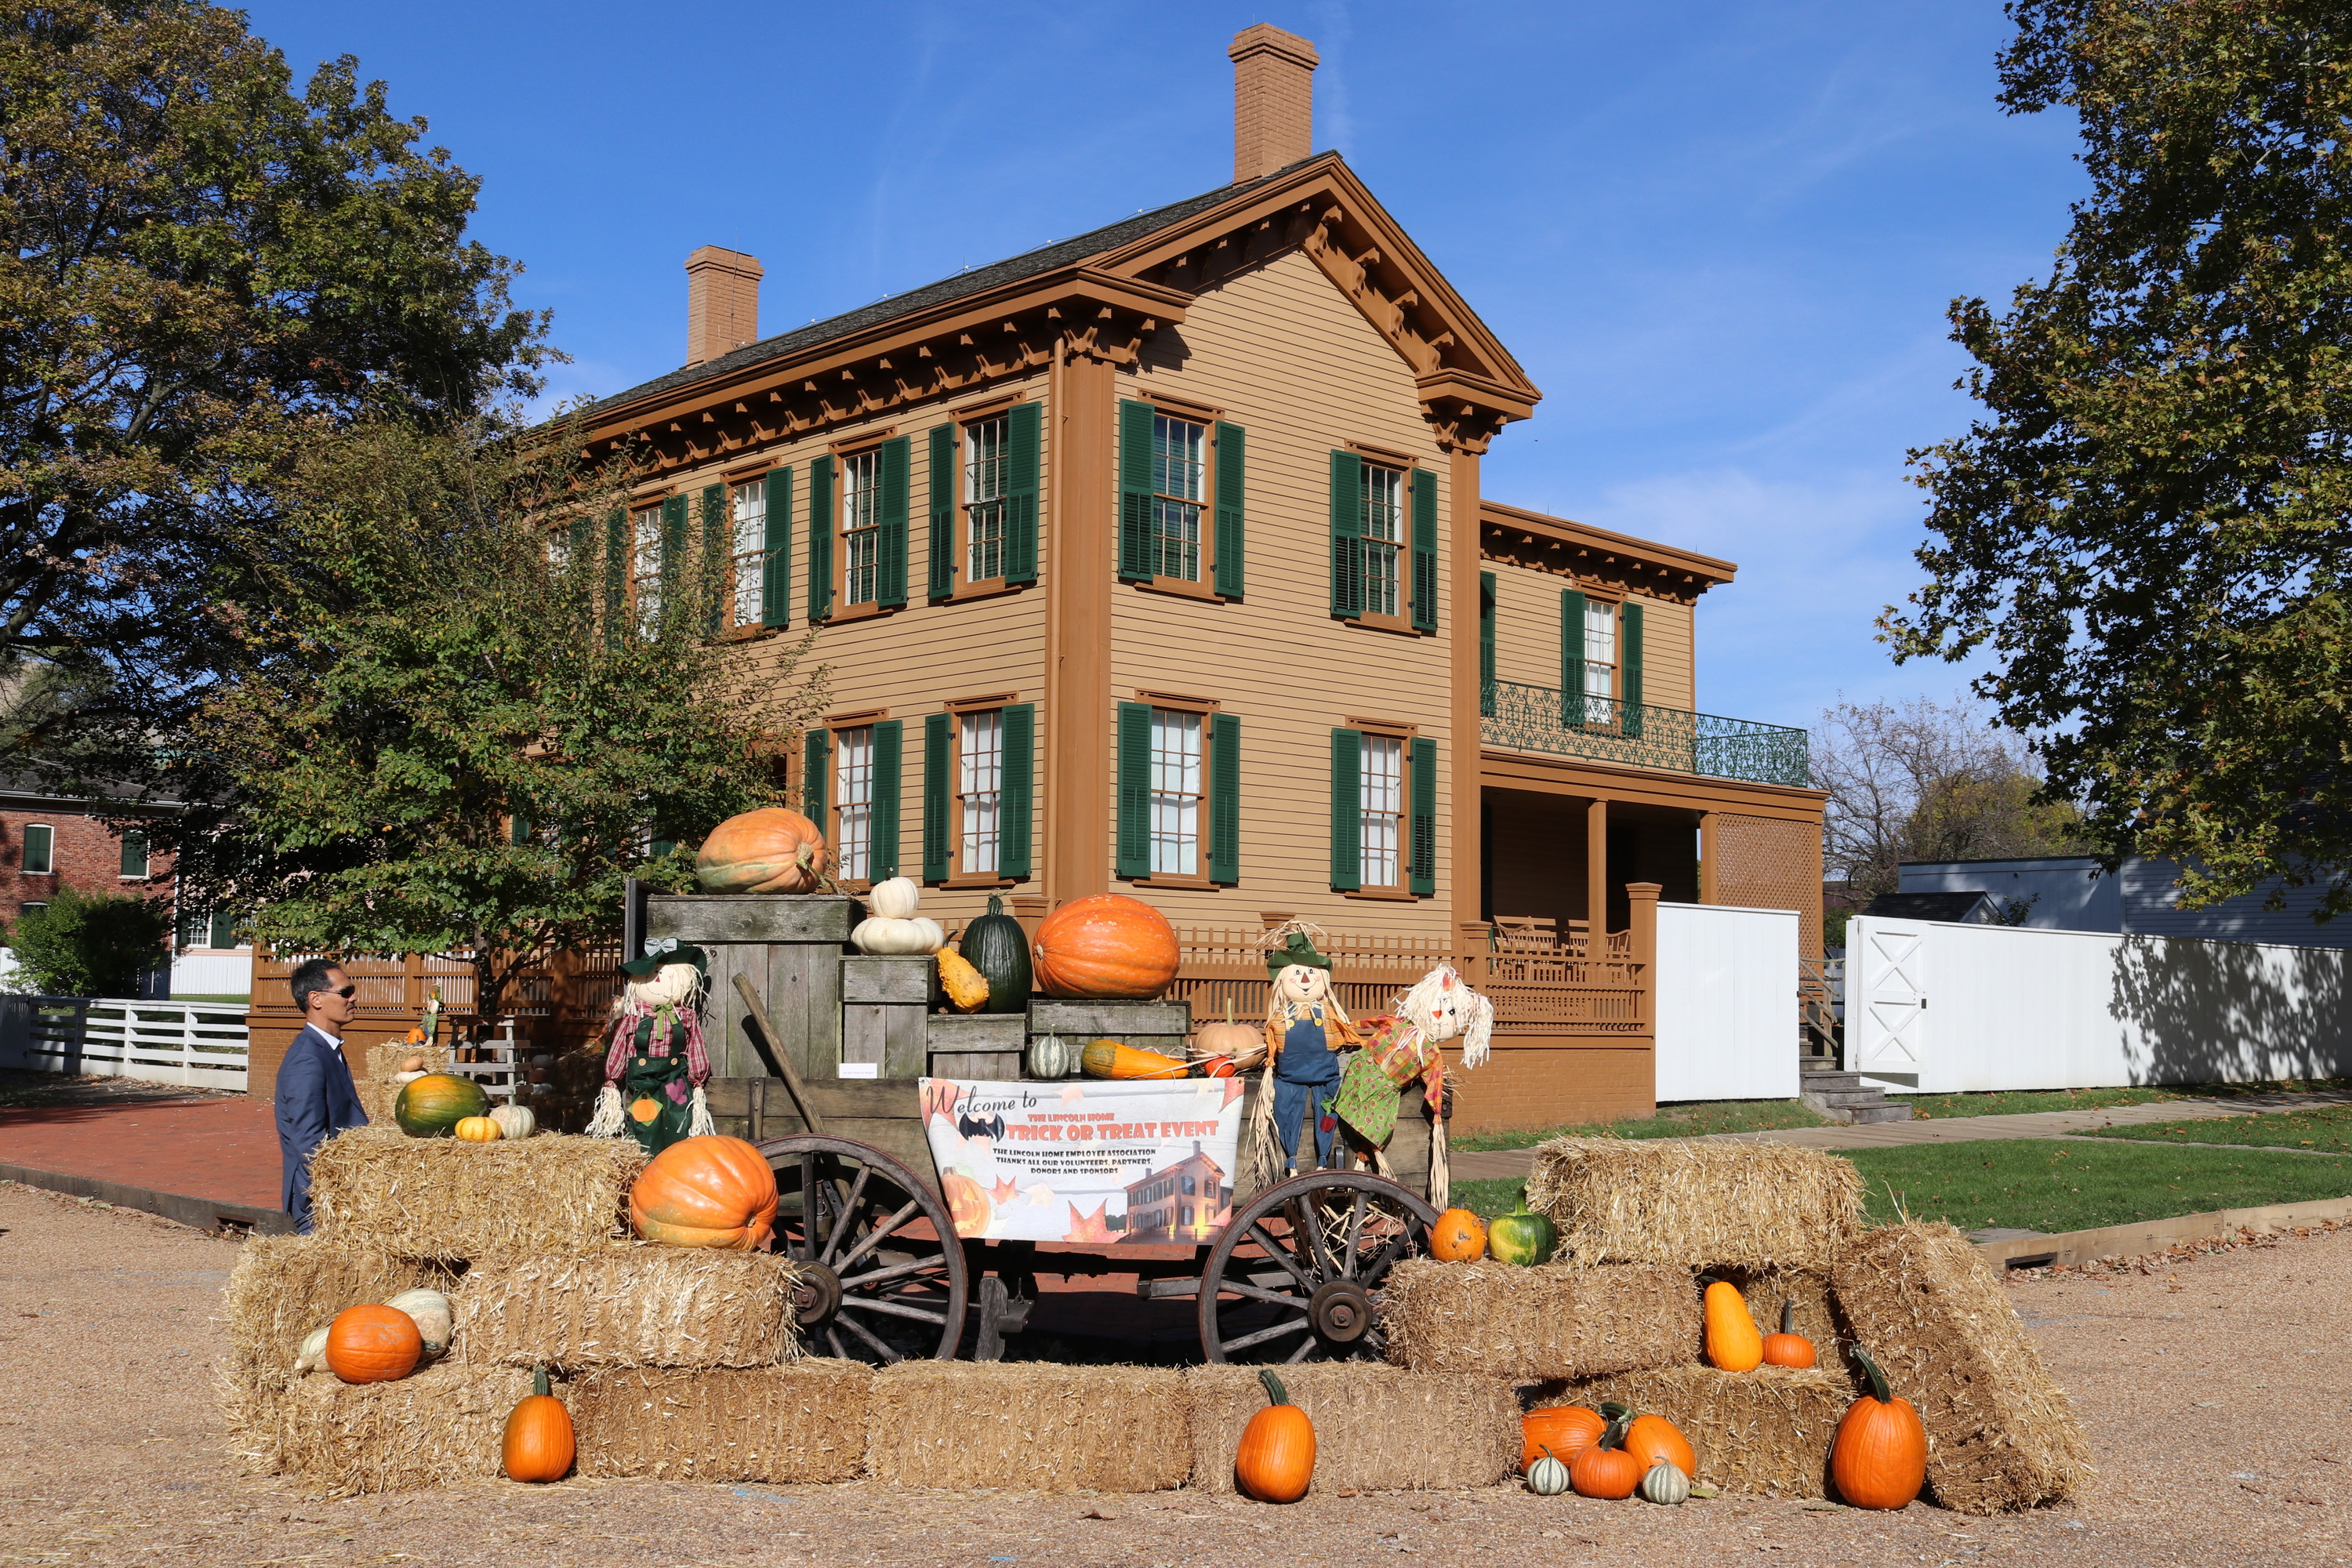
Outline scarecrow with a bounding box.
[1333,962,1494,1208]
[1244,929,1362,1181]
[586,937,717,1153]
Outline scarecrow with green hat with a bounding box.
[586,937,716,1154]
[1250,927,1361,1176]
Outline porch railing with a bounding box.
[1482,679,1810,788]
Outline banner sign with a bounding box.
[919,1076,1247,1244]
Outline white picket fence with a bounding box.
[0,996,251,1091]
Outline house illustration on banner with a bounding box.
[1122,1141,1232,1243]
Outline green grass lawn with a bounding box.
[1450,1098,1828,1152]
[1447,1138,2352,1237]
[2081,1100,2352,1154]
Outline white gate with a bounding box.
[1653,902,1798,1102]
[1849,920,1926,1085]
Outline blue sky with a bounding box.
[242,1,2083,733]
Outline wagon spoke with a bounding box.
[819,1164,874,1266]
[1340,1188,1367,1276]
[834,1309,906,1363]
[1220,1315,1312,1353]
[1288,1196,1338,1283]
[1284,1335,1316,1363]
[834,1199,920,1273]
[837,1254,949,1291]
[839,1294,950,1327]
[800,1153,821,1259]
[825,1327,848,1359]
[1216,1276,1308,1310]
[1245,1221,1319,1292]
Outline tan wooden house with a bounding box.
[576,26,1826,1127]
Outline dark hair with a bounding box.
[289,956,347,1014]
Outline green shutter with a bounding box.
[660,495,688,626]
[999,702,1034,880]
[699,485,726,633]
[1622,601,1645,738]
[1479,570,1497,718]
[1409,467,1439,633]
[1329,728,1362,891]
[877,436,909,608]
[1213,421,1245,598]
[804,728,830,833]
[760,466,792,627]
[1115,701,1152,879]
[567,517,590,586]
[922,713,951,883]
[1410,736,1437,896]
[1562,588,1587,727]
[1117,400,1155,581]
[870,719,902,879]
[509,814,529,847]
[209,909,236,949]
[1209,712,1240,884]
[806,456,834,622]
[927,423,956,599]
[1329,451,1363,617]
[602,506,626,644]
[1005,400,1040,586]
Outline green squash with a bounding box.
[960,895,1033,1015]
[1486,1205,1559,1267]
[393,1073,491,1138]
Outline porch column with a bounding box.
[1044,345,1116,904]
[1586,797,1608,936]
[1626,880,1661,1029]
[1447,443,1484,953]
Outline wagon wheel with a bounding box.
[1197,1169,1438,1364]
[754,1134,969,1364]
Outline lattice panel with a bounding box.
[1713,813,1824,956]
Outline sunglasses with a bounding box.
[325,984,358,999]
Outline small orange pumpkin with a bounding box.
[628,1135,779,1249]
[1033,895,1180,999]
[1428,1207,1487,1263]
[1520,1404,1606,1472]
[325,1303,423,1385]
[1194,998,1260,1060]
[695,807,830,895]
[1235,1368,1316,1502]
[1569,1411,1645,1499]
[454,1115,503,1142]
[1605,1401,1695,1479]
[1831,1345,1927,1509]
[502,1367,575,1483]
[1760,1298,1817,1368]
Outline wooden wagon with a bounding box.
[644,892,1447,1367]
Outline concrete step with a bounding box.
[1798,1071,1866,1093]
[1846,1102,1915,1125]
[1807,1089,1889,1109]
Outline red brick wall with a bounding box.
[0,808,174,927]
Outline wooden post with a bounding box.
[1698,810,1718,904]
[1586,797,1609,939]
[1044,346,1116,906]
[1625,881,1661,1030]
[1456,921,1491,986]
[1447,443,1484,963]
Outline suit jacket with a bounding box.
[275,1023,368,1229]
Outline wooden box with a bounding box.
[840,955,930,1080]
[925,1014,1026,1080]
[647,895,851,1081]
[1027,998,1190,1062]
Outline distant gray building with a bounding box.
[1896,855,2352,949]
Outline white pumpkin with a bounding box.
[384,1288,454,1357]
[293,1324,331,1375]
[390,1069,427,1087]
[851,914,945,955]
[488,1103,535,1140]
[1025,1034,1078,1080]
[867,876,923,919]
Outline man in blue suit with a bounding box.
[275,956,366,1232]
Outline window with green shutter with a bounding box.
[1213,422,1246,597]
[1005,400,1040,586]
[876,436,909,608]
[927,424,956,600]
[1561,587,1587,727]
[760,467,792,628]
[869,719,902,879]
[999,702,1034,879]
[1409,736,1436,896]
[1410,467,1438,633]
[1479,571,1497,717]
[698,485,725,633]
[1622,601,1645,738]
[659,494,688,627]
[803,728,830,835]
[1209,712,1240,884]
[1329,451,1363,617]
[921,713,951,883]
[602,506,626,644]
[1114,701,1152,879]
[1117,401,1155,582]
[1329,728,1362,891]
[208,908,237,949]
[119,831,148,879]
[566,516,590,583]
[806,456,834,622]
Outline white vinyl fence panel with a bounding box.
[0,996,249,1091]
[169,951,254,998]
[1654,902,1799,1102]
[1843,916,2352,1092]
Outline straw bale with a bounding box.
[1832,1221,2094,1513]
[217,1233,456,1474]
[570,1362,872,1483]
[456,1244,800,1369]
[1379,1258,1696,1378]
[1185,1363,1516,1494]
[866,1362,1191,1493]
[308,1126,644,1260]
[1523,1138,1862,1270]
[278,1362,535,1497]
[357,1038,452,1127]
[1536,1364,1851,1497]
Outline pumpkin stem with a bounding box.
[987,895,1005,915]
[1599,1400,1631,1423]
[1258,1368,1291,1408]
[1780,1298,1798,1335]
[1538,1444,1559,1465]
[1852,1344,1893,1405]
[1596,1410,1632,1450]
[532,1367,550,1399]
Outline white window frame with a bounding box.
[840,449,882,606]
[957,709,1004,877]
[1151,414,1204,583]
[1148,707,1203,877]
[631,504,663,633]
[1359,734,1404,890]
[1584,597,1618,711]
[833,725,874,883]
[730,481,767,629]
[1362,463,1403,619]
[964,415,1008,585]
[21,822,53,876]
[119,830,149,880]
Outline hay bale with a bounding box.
[1380,1259,1696,1378]
[278,1362,534,1496]
[356,1038,451,1127]
[865,1362,1191,1493]
[570,1362,871,1483]
[1523,1138,1861,1270]
[456,1244,800,1369]
[216,1233,456,1474]
[1537,1364,1851,1497]
[1185,1363,1516,1494]
[308,1126,644,1260]
[1832,1221,2094,1513]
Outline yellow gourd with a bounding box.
[453,1115,503,1142]
[1703,1279,1764,1371]
[1080,1039,1189,1079]
[937,948,990,1013]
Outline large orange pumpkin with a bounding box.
[1521,1405,1606,1472]
[628,1135,779,1249]
[1831,1345,1927,1510]
[325,1303,423,1385]
[1610,1402,1696,1479]
[1033,895,1180,999]
[695,808,830,895]
[1236,1369,1316,1502]
[503,1368,575,1483]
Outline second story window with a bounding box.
[964,416,1007,584]
[957,710,1003,877]
[833,725,873,882]
[1152,415,1205,582]
[1584,597,1618,710]
[841,449,882,607]
[1361,463,1403,619]
[730,481,767,628]
[1359,733,1405,889]
[21,822,53,875]
[631,504,663,632]
[1149,707,1203,877]
[120,831,149,879]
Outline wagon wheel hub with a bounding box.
[790,1261,844,1327]
[1308,1278,1374,1343]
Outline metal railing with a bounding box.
[1482,679,1811,787]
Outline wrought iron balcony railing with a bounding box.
[1481,679,1811,788]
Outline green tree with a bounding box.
[1888,2,2352,918]
[8,887,171,997]
[167,416,824,1018]
[0,2,546,739]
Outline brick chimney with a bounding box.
[684,245,763,367]
[1229,24,1317,183]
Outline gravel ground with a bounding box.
[5,1179,2352,1566]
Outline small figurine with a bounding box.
[586,938,716,1153]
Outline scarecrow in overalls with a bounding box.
[586,938,717,1154]
[1256,931,1360,1174]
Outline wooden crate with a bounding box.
[1028,999,1189,1062]
[925,1013,1026,1080]
[840,956,930,1080]
[702,1076,935,1189]
[645,895,850,1080]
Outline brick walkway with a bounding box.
[0,1094,281,1208]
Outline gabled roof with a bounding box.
[1860,891,2002,925]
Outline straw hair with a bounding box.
[1185,1363,1516,1494]
[216,1233,456,1474]
[1379,1259,1696,1378]
[866,1362,1191,1493]
[1536,1364,1852,1497]
[570,1363,871,1482]
[308,1126,645,1260]
[1832,1221,2096,1513]
[454,1244,801,1369]
[357,1039,452,1127]
[278,1362,535,1497]
[1523,1138,1863,1269]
